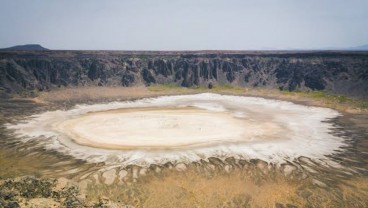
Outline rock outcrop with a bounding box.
[0,51,367,97]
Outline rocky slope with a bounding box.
[0,51,367,97]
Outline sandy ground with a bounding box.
[31,86,368,113]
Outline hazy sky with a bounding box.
[1,0,367,50]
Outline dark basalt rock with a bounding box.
[141,68,156,85]
[0,51,368,97]
[121,72,135,87]
[0,177,82,208]
[208,82,213,89]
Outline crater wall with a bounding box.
[1,51,367,97]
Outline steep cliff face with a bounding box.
[1,51,368,97]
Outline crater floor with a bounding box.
[8,93,343,165]
[2,92,368,207]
